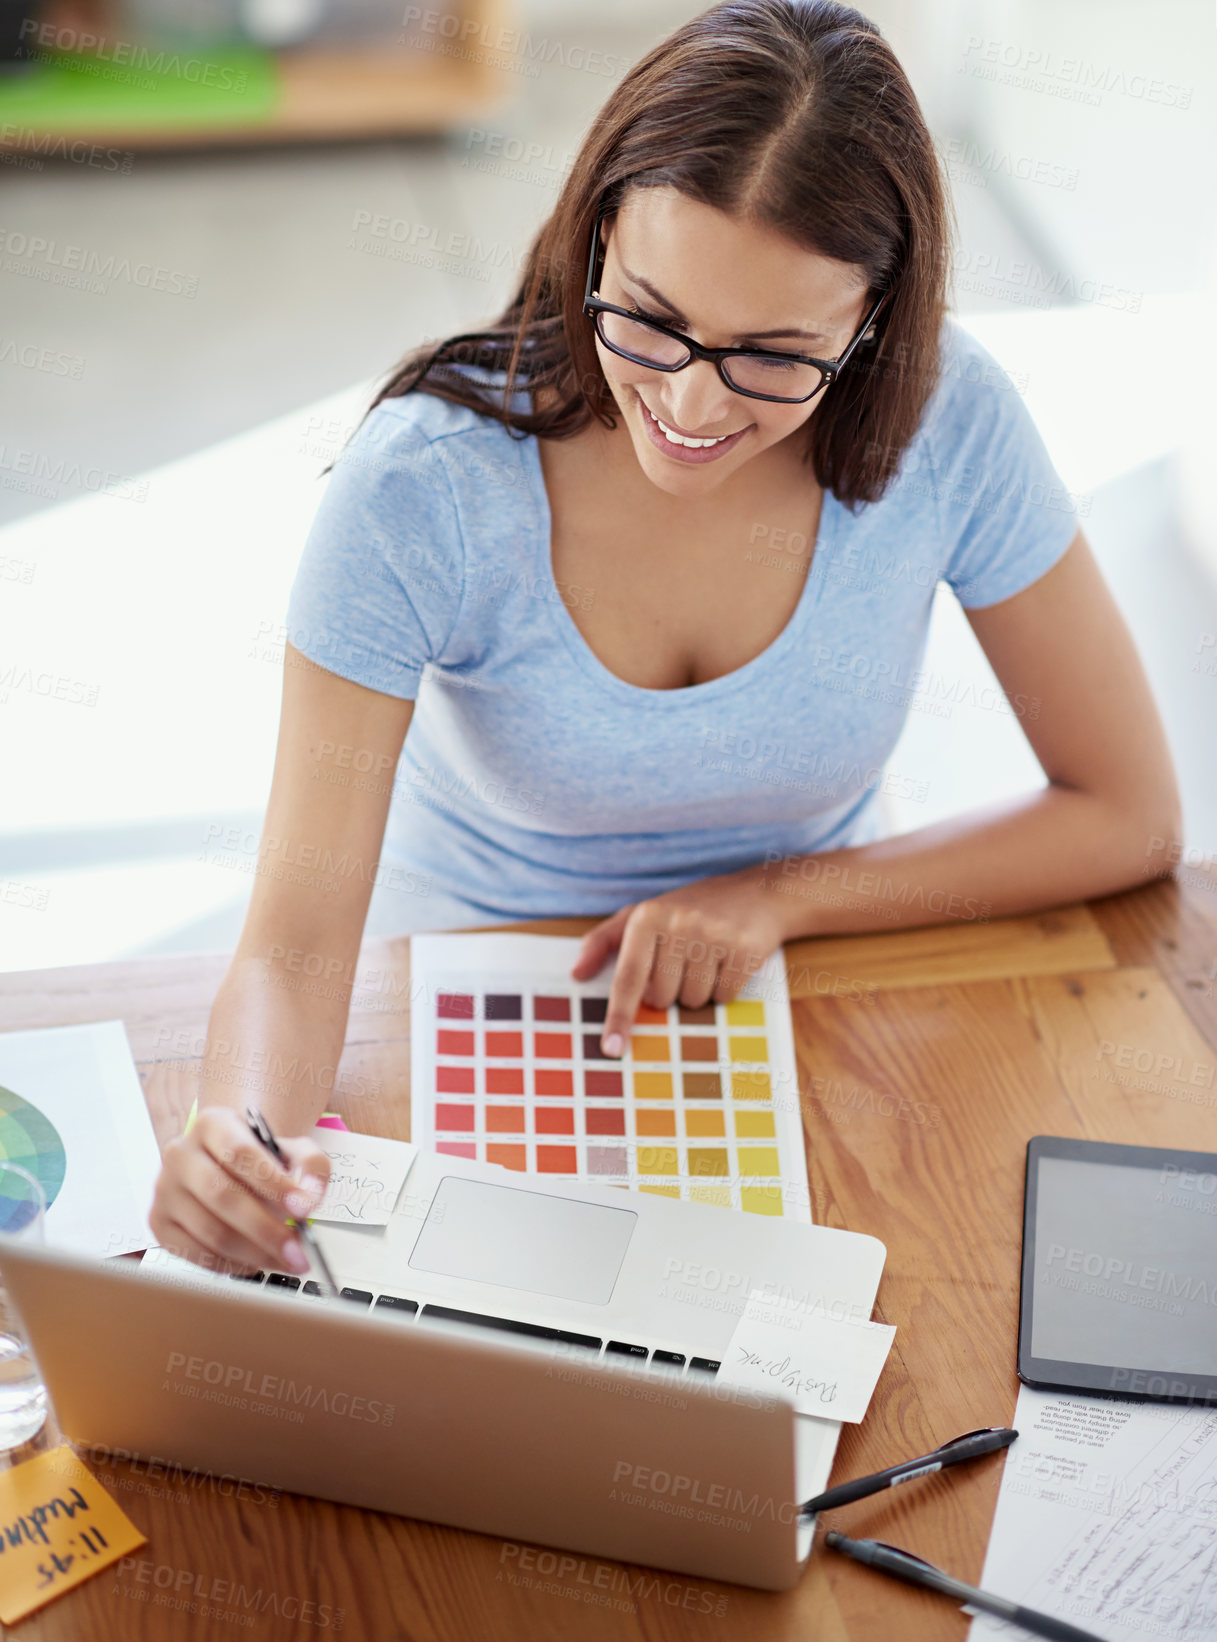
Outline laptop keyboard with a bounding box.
[234,1271,721,1377]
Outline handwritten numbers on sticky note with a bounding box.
[719,1291,896,1422]
[0,1446,147,1623]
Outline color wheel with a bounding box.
[0,1084,67,1227]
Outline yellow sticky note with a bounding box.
[0,1445,147,1624]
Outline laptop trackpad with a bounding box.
[408,1176,637,1305]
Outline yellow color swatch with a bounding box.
[729,1035,769,1061]
[741,1186,784,1216]
[638,1146,678,1176]
[633,1072,673,1100]
[687,1147,730,1178]
[734,1110,776,1139]
[639,1184,680,1198]
[731,1071,772,1101]
[738,1146,781,1176]
[0,1446,148,1625]
[684,1109,725,1138]
[690,1185,732,1207]
[635,1108,676,1137]
[630,1035,670,1061]
[724,1000,765,1026]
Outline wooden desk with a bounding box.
[3,869,1215,1639]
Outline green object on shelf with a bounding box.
[0,44,279,131]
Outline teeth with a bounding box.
[646,405,731,448]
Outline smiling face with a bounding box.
[590,186,872,497]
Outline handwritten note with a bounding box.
[718,1290,896,1423]
[970,1386,1217,1641]
[311,1133,416,1226]
[0,1446,147,1624]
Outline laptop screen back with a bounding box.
[408,1176,637,1304]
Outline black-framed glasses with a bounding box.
[582,202,891,406]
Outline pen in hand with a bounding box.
[800,1425,1018,1516]
[245,1106,341,1297]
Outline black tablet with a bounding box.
[1019,1135,1217,1406]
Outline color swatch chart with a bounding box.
[410,933,810,1223]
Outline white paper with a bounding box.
[971,1384,1217,1641]
[0,1019,163,1258]
[717,1288,895,1422]
[310,1132,416,1225]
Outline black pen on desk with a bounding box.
[800,1426,1018,1515]
[245,1105,341,1297]
[825,1533,1107,1642]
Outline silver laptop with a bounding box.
[0,1147,886,1589]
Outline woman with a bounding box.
[150,0,1180,1273]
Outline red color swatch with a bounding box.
[437,1030,474,1056]
[487,1143,526,1170]
[535,1032,572,1059]
[435,1104,475,1131]
[436,1065,475,1093]
[486,1067,525,1095]
[535,1069,573,1097]
[437,993,474,1018]
[485,1031,524,1058]
[585,1107,626,1136]
[535,1107,575,1135]
[537,1146,578,1173]
[486,1106,525,1133]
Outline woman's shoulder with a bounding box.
[921,316,1030,439]
[872,314,1045,505]
[359,368,530,449]
[343,372,535,506]
[913,317,1078,607]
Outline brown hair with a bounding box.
[360,0,954,509]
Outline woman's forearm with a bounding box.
[198,953,355,1135]
[757,783,1184,939]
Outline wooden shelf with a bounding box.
[0,0,514,149]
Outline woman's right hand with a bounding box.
[149,1107,331,1276]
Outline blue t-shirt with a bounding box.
[286,317,1080,929]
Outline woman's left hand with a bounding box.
[570,863,792,1056]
